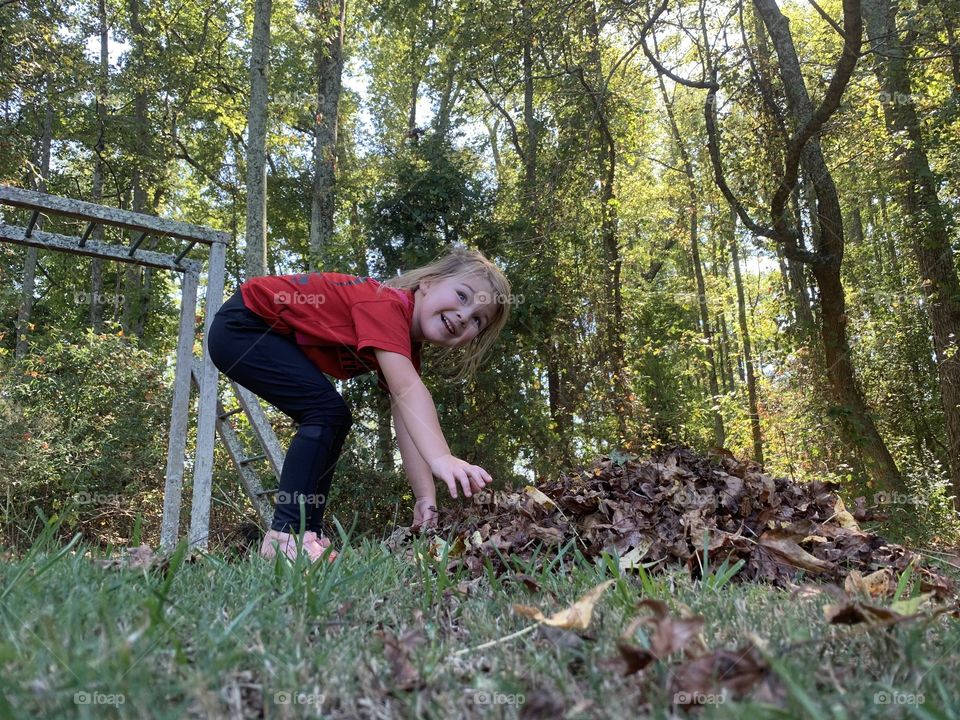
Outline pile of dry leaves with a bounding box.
[391,446,957,709]
[432,446,953,596]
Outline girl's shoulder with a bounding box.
[311,272,413,308]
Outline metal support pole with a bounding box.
[128,231,149,256]
[188,239,226,549]
[160,270,199,551]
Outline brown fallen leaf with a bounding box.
[511,573,542,592]
[822,591,941,626]
[513,579,615,630]
[616,599,706,676]
[670,642,779,705]
[528,524,565,546]
[758,530,834,575]
[375,627,426,691]
[824,601,904,625]
[844,568,894,599]
[833,497,861,531]
[524,485,558,510]
[96,544,157,571]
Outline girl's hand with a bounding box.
[412,497,438,531]
[428,454,492,498]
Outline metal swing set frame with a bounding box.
[0,183,240,551]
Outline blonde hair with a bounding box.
[383,247,511,380]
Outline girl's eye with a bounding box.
[457,291,467,302]
[474,317,482,329]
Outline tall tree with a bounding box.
[90,0,109,333]
[863,0,960,505]
[15,82,52,359]
[245,0,272,279]
[729,211,764,463]
[641,0,902,489]
[308,0,345,269]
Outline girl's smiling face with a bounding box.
[411,274,497,348]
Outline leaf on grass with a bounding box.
[824,601,903,625]
[423,536,465,561]
[511,573,541,592]
[375,628,425,691]
[758,530,834,574]
[384,526,412,552]
[670,643,780,705]
[97,544,157,571]
[618,544,651,572]
[890,591,936,616]
[617,599,706,676]
[513,579,615,630]
[822,592,938,625]
[844,569,893,599]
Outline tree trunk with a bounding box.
[521,0,537,194]
[90,0,109,333]
[864,0,960,505]
[434,54,459,140]
[16,84,53,359]
[308,0,344,271]
[245,0,272,279]
[753,0,901,490]
[121,0,151,338]
[584,0,628,443]
[730,211,764,464]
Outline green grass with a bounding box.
[0,520,958,719]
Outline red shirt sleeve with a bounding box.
[351,300,415,359]
[351,298,421,393]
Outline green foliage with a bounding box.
[0,333,169,548]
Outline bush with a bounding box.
[0,332,170,549]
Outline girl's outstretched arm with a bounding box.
[376,349,491,498]
[391,397,438,529]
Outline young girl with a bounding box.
[207,247,511,562]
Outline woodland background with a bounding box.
[1,0,959,547]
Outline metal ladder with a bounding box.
[190,360,284,528]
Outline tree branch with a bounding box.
[639,0,717,90]
[756,0,862,245]
[472,76,524,160]
[805,0,850,41]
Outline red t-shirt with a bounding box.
[239,272,421,392]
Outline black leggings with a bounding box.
[207,292,352,534]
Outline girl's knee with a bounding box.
[301,394,351,429]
